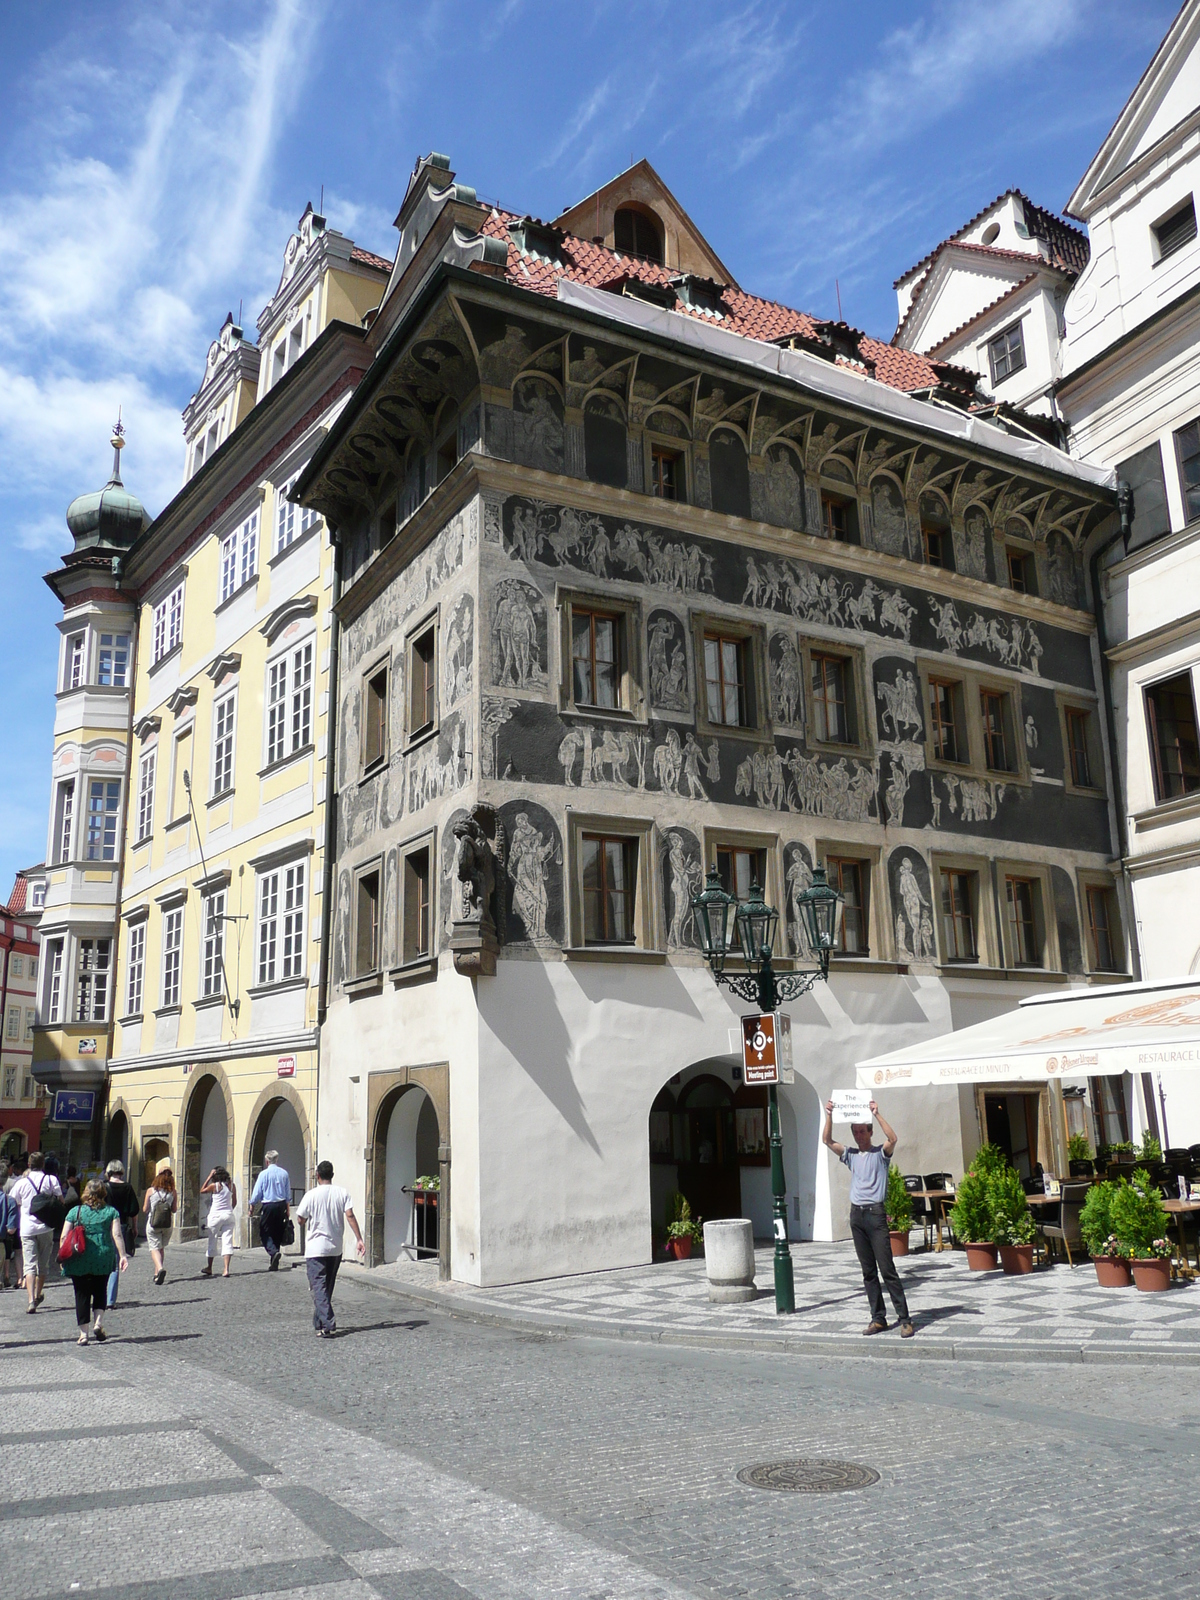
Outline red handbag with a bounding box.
[58,1208,87,1264]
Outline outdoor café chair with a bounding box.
[1040,1182,1090,1266]
[923,1172,955,1248]
[1022,1175,1044,1194]
[905,1174,933,1249]
[1189,1144,1200,1163]
[1068,1158,1094,1178]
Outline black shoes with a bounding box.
[268,1255,280,1271]
[154,1270,166,1286]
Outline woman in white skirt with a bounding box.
[142,1160,177,1286]
[200,1166,237,1278]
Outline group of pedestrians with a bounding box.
[1,1148,365,1341]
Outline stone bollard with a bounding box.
[703,1218,757,1303]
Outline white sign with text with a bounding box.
[830,1089,873,1124]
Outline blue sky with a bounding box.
[0,0,1177,895]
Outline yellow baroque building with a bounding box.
[105,206,389,1238]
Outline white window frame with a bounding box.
[152,582,185,663]
[136,750,156,842]
[126,921,146,1016]
[75,937,111,1023]
[66,632,85,690]
[218,510,259,604]
[265,638,314,766]
[24,1008,35,1042]
[256,859,306,986]
[2,1066,14,1101]
[54,779,75,864]
[97,631,130,687]
[5,1005,18,1041]
[201,889,226,999]
[211,692,237,799]
[274,475,320,554]
[85,778,122,862]
[44,938,65,1023]
[161,908,183,1008]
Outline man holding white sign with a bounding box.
[822,1097,913,1338]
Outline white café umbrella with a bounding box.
[856,976,1200,1091]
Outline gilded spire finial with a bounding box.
[110,407,125,484]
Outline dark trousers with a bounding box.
[71,1273,108,1326]
[306,1255,341,1332]
[849,1204,909,1325]
[259,1202,288,1258]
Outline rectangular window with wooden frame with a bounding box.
[1004,875,1043,967]
[827,856,870,955]
[354,864,381,977]
[940,868,979,963]
[650,444,682,502]
[715,844,766,902]
[928,677,967,766]
[572,608,620,711]
[980,688,1016,774]
[1153,195,1197,263]
[1145,672,1200,802]
[1059,700,1103,794]
[821,491,855,543]
[704,633,748,728]
[401,846,432,965]
[1174,418,1200,525]
[988,321,1026,385]
[1007,547,1036,596]
[407,623,436,742]
[581,834,639,945]
[1084,882,1122,974]
[811,651,856,746]
[363,663,389,771]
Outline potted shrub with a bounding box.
[665,1193,702,1261]
[1079,1181,1132,1286]
[949,1147,1004,1269]
[988,1165,1036,1274]
[1138,1131,1163,1164]
[1066,1132,1092,1166]
[885,1164,913,1256]
[1112,1168,1173,1292]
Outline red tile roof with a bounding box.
[350,245,393,273]
[895,189,1089,288]
[4,875,26,915]
[482,210,973,397]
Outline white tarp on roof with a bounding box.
[556,279,1115,491]
[855,977,1200,1090]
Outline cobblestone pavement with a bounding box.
[359,1239,1200,1364]
[3,1240,1200,1600]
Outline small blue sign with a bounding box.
[52,1089,96,1125]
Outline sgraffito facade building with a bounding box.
[296,155,1122,1286]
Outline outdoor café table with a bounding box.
[1160,1198,1200,1278]
[1026,1192,1062,1227]
[911,1189,954,1250]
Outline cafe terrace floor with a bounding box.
[345,1241,1200,1366]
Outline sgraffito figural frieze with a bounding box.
[343,506,477,674]
[888,847,936,962]
[647,609,690,713]
[661,827,703,951]
[491,579,548,690]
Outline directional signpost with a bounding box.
[741,1013,796,1312]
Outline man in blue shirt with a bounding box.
[250,1151,292,1271]
[823,1098,913,1339]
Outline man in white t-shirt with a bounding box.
[10,1152,64,1314]
[295,1160,365,1337]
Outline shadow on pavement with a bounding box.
[331,1320,428,1339]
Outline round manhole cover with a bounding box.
[736,1459,881,1494]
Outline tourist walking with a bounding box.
[295,1161,365,1337]
[61,1179,128,1345]
[143,1160,177,1285]
[0,1179,18,1288]
[199,1167,237,1278]
[103,1160,139,1309]
[822,1098,914,1338]
[10,1153,64,1314]
[249,1150,291,1269]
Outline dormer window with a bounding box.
[1153,196,1196,262]
[614,206,663,265]
[987,321,1026,385]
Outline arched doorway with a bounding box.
[182,1073,230,1235]
[248,1096,307,1206]
[374,1086,440,1264]
[140,1136,170,1237]
[0,1130,26,1163]
[105,1110,129,1170]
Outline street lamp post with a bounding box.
[692,867,843,1314]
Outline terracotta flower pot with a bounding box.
[669,1236,693,1261]
[999,1243,1034,1275]
[889,1229,910,1257]
[1092,1256,1133,1288]
[1131,1256,1172,1292]
[964,1242,1000,1271]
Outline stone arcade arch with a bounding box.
[243,1081,312,1247]
[179,1067,234,1239]
[365,1064,449,1276]
[648,1057,822,1252]
[104,1107,130,1171]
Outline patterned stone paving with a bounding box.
[359,1240,1200,1362]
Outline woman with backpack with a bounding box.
[61,1179,127,1344]
[143,1160,177,1286]
[199,1166,237,1278]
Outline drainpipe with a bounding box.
[315,522,343,1172]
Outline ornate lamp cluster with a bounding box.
[690,865,844,1315]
